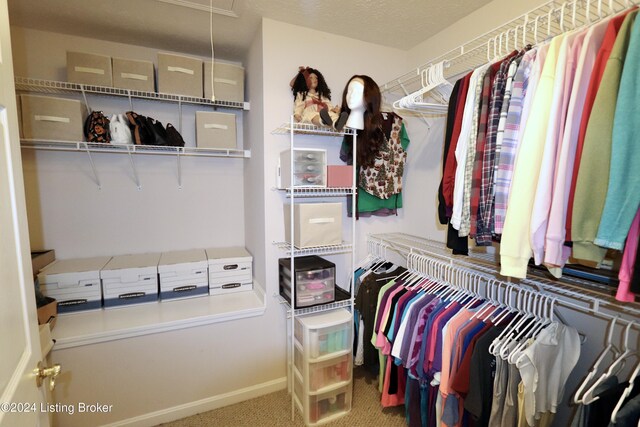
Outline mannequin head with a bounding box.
[340,75,384,167]
[291,67,332,100]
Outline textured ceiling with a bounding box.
[8,0,494,61]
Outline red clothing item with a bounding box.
[566,8,636,241]
[443,72,473,213]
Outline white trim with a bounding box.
[99,376,287,427]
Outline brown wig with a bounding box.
[291,67,332,101]
[339,75,384,168]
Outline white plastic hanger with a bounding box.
[610,359,640,423]
[393,61,452,113]
[582,321,637,405]
[573,317,621,404]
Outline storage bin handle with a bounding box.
[120,72,148,81]
[223,264,238,270]
[204,123,228,130]
[74,66,105,75]
[309,217,335,224]
[35,115,70,123]
[167,66,195,75]
[221,283,241,289]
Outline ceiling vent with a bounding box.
[155,0,239,18]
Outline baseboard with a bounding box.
[100,376,287,427]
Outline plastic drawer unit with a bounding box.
[278,148,327,189]
[294,370,353,426]
[37,256,112,313]
[158,249,209,301]
[100,253,160,308]
[205,247,253,295]
[294,342,352,393]
[294,308,352,359]
[279,256,335,308]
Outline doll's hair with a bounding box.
[339,75,384,168]
[291,67,332,101]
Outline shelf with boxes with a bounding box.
[35,247,262,349]
[273,117,357,423]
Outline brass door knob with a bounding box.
[34,362,61,391]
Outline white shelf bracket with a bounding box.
[177,148,182,189]
[127,89,133,111]
[178,98,183,133]
[127,147,142,190]
[80,142,102,189]
[80,84,91,112]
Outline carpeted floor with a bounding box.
[158,367,407,426]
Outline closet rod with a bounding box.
[382,0,638,95]
[367,233,640,330]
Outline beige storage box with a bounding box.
[195,111,237,149]
[67,51,113,87]
[158,53,203,98]
[284,203,343,248]
[20,95,85,142]
[204,61,245,102]
[112,58,155,92]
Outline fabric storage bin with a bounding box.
[20,95,85,142]
[158,249,208,301]
[294,308,351,359]
[279,256,335,309]
[195,111,237,149]
[112,58,155,92]
[204,61,245,102]
[67,51,113,87]
[157,53,203,98]
[326,165,353,188]
[206,247,253,295]
[37,256,112,313]
[100,253,160,308]
[278,148,327,189]
[284,202,342,248]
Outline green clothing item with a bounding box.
[342,122,410,214]
[571,11,638,263]
[596,14,640,250]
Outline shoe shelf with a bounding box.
[277,187,354,198]
[272,122,356,137]
[21,139,250,190]
[15,77,250,111]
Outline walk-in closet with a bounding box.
[1,0,638,426]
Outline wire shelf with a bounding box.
[277,295,354,316]
[20,139,251,158]
[14,77,249,110]
[272,122,356,136]
[277,187,354,198]
[273,242,353,256]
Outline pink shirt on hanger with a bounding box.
[617,208,640,302]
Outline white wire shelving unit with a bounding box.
[272,117,357,422]
[15,77,250,111]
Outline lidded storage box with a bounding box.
[37,256,112,313]
[157,53,203,98]
[204,61,245,102]
[195,111,237,149]
[284,203,342,249]
[100,253,160,308]
[112,58,155,92]
[20,95,85,142]
[279,256,335,308]
[67,51,113,87]
[206,247,253,295]
[158,249,209,301]
[278,148,327,189]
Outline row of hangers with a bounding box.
[362,242,639,423]
[392,0,636,115]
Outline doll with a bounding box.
[291,67,348,130]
